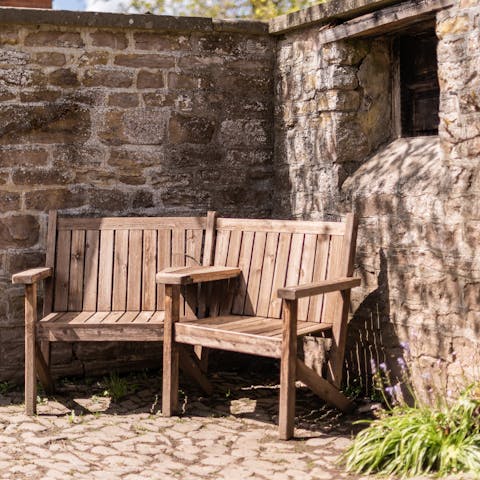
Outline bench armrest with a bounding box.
[277,277,361,300]
[156,266,241,285]
[12,267,53,285]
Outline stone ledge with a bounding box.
[269,0,405,34]
[0,7,269,35]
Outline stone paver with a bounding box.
[0,369,366,480]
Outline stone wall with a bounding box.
[0,10,274,381]
[273,0,480,400]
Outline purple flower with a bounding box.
[397,357,406,368]
[400,341,410,353]
[370,358,377,374]
[379,362,387,372]
[385,386,394,396]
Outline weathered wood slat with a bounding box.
[185,229,203,318]
[127,230,143,311]
[42,326,165,342]
[322,235,344,322]
[53,229,71,312]
[58,217,207,230]
[68,230,85,311]
[317,0,454,44]
[256,232,279,317]
[43,210,57,316]
[12,267,52,285]
[156,229,171,311]
[112,230,129,311]
[231,231,255,315]
[307,235,330,323]
[268,233,292,318]
[175,323,282,359]
[244,232,267,316]
[83,230,100,311]
[97,230,114,311]
[278,277,361,300]
[297,234,317,321]
[216,218,345,235]
[142,230,157,311]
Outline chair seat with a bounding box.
[38,311,166,342]
[175,315,332,359]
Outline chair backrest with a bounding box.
[212,215,358,322]
[43,211,215,314]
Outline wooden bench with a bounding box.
[12,210,217,415]
[158,214,360,439]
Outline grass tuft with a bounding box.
[343,383,480,477]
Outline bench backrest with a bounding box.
[44,211,215,315]
[212,215,358,322]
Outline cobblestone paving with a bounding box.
[0,366,371,480]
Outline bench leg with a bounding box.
[37,340,55,395]
[25,284,37,416]
[162,285,180,416]
[279,299,297,440]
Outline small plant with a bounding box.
[0,381,13,394]
[101,372,134,402]
[343,345,480,478]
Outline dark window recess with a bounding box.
[400,31,439,136]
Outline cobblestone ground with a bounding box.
[0,364,372,480]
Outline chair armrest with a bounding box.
[277,277,361,300]
[12,267,53,285]
[156,265,241,285]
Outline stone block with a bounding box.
[436,15,470,37]
[137,70,164,89]
[169,113,215,144]
[82,68,133,88]
[32,52,66,67]
[0,29,19,45]
[0,191,20,212]
[108,147,163,169]
[24,31,84,48]
[20,90,62,103]
[114,54,175,69]
[168,72,197,89]
[12,168,73,186]
[134,32,190,51]
[90,31,128,50]
[142,92,175,107]
[219,119,269,147]
[1,148,49,167]
[0,215,39,249]
[24,187,87,211]
[107,92,139,108]
[6,251,45,275]
[48,68,79,87]
[78,51,109,66]
[0,103,91,145]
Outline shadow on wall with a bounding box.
[341,135,480,402]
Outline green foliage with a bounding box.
[101,372,136,402]
[0,382,13,394]
[129,0,323,20]
[343,383,480,478]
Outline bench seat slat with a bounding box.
[38,311,166,327]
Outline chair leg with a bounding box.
[162,284,180,417]
[279,299,298,440]
[37,340,55,395]
[24,284,37,416]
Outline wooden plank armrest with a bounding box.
[277,277,361,300]
[156,266,241,285]
[12,267,53,285]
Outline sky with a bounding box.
[52,0,134,14]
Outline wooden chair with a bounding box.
[159,214,360,439]
[12,210,216,415]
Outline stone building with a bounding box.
[0,0,478,401]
